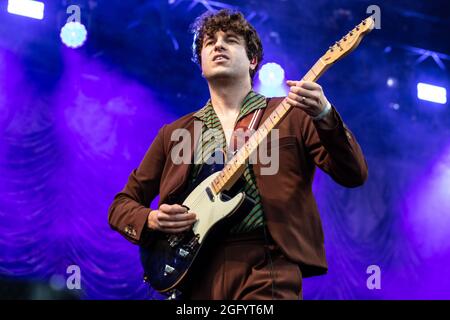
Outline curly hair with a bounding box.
[190,9,264,82]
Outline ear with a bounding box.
[250,57,258,70]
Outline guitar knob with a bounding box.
[164,264,176,276]
[178,248,189,258]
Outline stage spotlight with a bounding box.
[417,83,447,104]
[386,77,397,88]
[7,0,44,20]
[60,22,88,49]
[389,102,400,110]
[256,62,287,97]
[259,63,285,87]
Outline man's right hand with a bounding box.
[147,204,197,234]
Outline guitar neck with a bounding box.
[210,58,331,194]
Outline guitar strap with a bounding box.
[228,97,273,156]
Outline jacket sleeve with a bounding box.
[108,125,166,244]
[301,106,368,187]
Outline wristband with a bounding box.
[312,101,332,121]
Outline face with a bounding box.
[200,30,257,83]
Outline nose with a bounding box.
[213,38,226,51]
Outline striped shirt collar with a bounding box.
[193,90,267,123]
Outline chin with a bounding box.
[205,70,235,81]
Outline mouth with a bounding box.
[212,54,229,62]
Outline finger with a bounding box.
[159,203,188,214]
[288,93,317,108]
[286,80,302,87]
[288,88,316,101]
[299,81,321,90]
[164,226,192,234]
[157,211,196,221]
[159,219,197,229]
[286,97,309,110]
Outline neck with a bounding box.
[207,77,252,117]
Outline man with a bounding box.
[108,9,368,300]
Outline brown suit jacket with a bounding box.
[108,97,368,277]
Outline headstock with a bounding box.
[321,16,375,65]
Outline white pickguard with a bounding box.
[182,172,245,244]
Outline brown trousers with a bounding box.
[185,227,303,300]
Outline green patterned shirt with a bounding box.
[191,90,266,233]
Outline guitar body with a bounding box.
[139,153,255,296]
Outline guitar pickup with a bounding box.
[205,187,214,201]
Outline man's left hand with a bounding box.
[286,80,330,118]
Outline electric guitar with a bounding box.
[139,16,376,298]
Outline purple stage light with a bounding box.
[7,0,44,20]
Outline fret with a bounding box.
[318,58,326,67]
[274,106,285,119]
[270,112,279,122]
[247,138,257,150]
[302,70,314,82]
[253,130,262,142]
[215,178,221,189]
[241,145,249,157]
[223,168,231,179]
[279,100,289,112]
[311,62,322,76]
[266,115,275,127]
